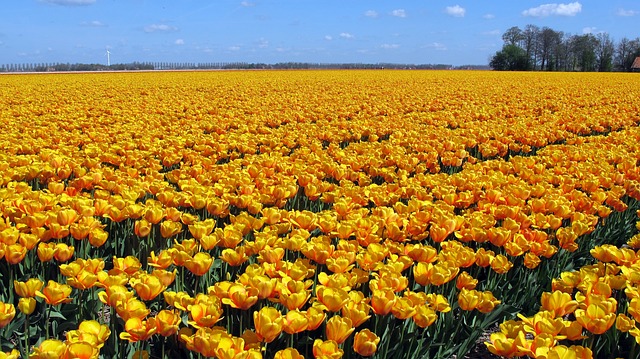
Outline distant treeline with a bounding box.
[0,61,490,73]
[490,24,640,72]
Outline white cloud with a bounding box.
[41,0,95,5]
[445,5,465,17]
[483,14,495,19]
[240,1,255,6]
[582,27,603,34]
[339,32,354,39]
[380,44,400,49]
[364,10,378,18]
[81,20,105,27]
[617,8,638,16]
[257,38,269,48]
[175,39,185,45]
[229,46,241,51]
[144,24,178,33]
[324,35,333,41]
[391,9,407,18]
[522,2,582,17]
[426,42,447,51]
[482,30,501,36]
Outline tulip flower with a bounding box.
[316,285,350,312]
[221,283,259,310]
[53,242,74,262]
[0,349,19,359]
[312,339,343,359]
[188,294,223,328]
[130,273,167,301]
[36,280,73,305]
[283,309,309,334]
[4,243,27,265]
[156,309,181,337]
[254,306,284,343]
[575,303,616,335]
[325,315,354,344]
[120,317,158,342]
[540,290,578,317]
[274,348,305,359]
[353,329,380,357]
[29,339,66,359]
[306,303,327,331]
[77,320,111,348]
[0,302,16,328]
[18,297,36,315]
[184,251,214,276]
[14,278,44,297]
[37,242,57,262]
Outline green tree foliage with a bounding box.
[489,44,530,71]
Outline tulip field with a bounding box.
[2,70,640,359]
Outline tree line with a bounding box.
[490,25,640,71]
[0,62,469,73]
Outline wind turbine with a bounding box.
[105,48,111,66]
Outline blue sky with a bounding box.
[1,1,638,66]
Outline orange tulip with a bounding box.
[575,303,616,335]
[164,291,195,311]
[0,302,16,327]
[65,341,99,359]
[370,289,396,315]
[53,243,74,262]
[4,243,27,265]
[188,294,223,328]
[283,309,309,334]
[115,297,150,322]
[18,297,36,315]
[37,242,57,262]
[97,284,134,308]
[353,329,380,357]
[325,315,354,344]
[312,339,343,359]
[341,300,371,327]
[120,317,158,342]
[160,220,183,238]
[316,285,350,312]
[254,306,284,343]
[29,339,67,359]
[184,252,213,276]
[151,268,176,287]
[110,256,142,276]
[148,250,174,269]
[77,320,111,347]
[130,273,167,301]
[540,290,578,317]
[221,283,259,310]
[306,303,327,331]
[0,349,19,359]
[274,348,305,359]
[155,310,181,337]
[36,280,73,305]
[14,278,44,297]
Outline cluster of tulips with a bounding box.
[486,230,640,358]
[1,70,640,358]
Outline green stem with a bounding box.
[24,314,29,356]
[45,304,52,340]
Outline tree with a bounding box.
[536,27,562,71]
[490,44,530,71]
[615,37,640,71]
[502,26,523,46]
[522,25,540,69]
[595,32,615,72]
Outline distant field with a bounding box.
[1,70,640,358]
